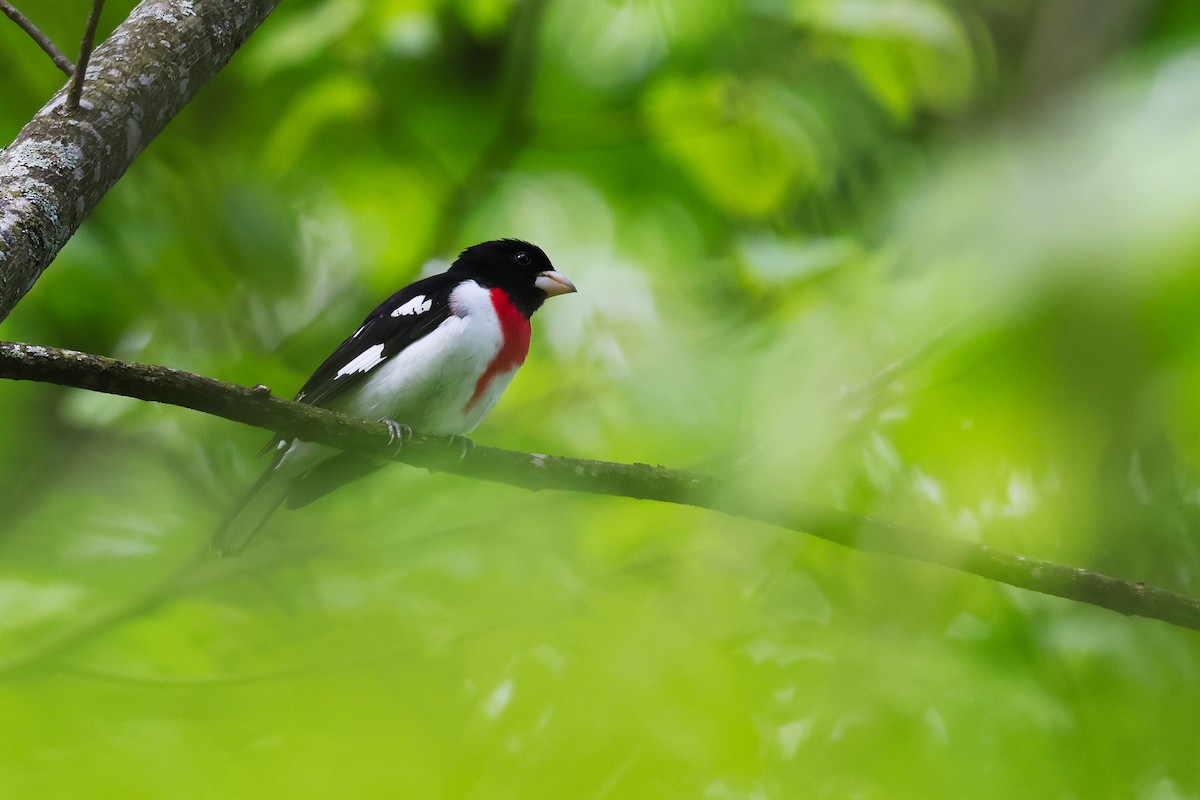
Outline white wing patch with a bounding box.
[337,281,510,435]
[335,342,386,378]
[391,295,433,317]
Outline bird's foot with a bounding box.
[379,418,413,445]
[446,434,474,463]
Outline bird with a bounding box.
[213,239,576,556]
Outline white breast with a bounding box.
[331,280,513,435]
[274,281,527,480]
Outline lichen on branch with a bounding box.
[2,339,1199,633]
[0,0,280,322]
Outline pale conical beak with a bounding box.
[534,270,577,297]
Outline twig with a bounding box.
[0,0,75,75]
[2,340,1199,633]
[65,0,105,112]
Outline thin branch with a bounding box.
[2,339,1200,633]
[0,0,75,75]
[65,0,106,112]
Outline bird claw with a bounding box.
[447,434,474,463]
[379,418,412,445]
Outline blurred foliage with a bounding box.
[3,0,1200,797]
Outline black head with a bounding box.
[448,239,576,317]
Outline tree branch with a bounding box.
[0,0,280,323]
[3,340,1199,633]
[0,1,75,75]
[65,0,106,113]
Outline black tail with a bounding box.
[286,453,381,510]
[212,470,291,556]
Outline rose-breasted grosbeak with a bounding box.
[214,239,576,555]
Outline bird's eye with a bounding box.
[514,252,532,265]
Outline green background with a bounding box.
[3,0,1200,796]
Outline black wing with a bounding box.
[294,272,460,409]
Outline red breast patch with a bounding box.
[466,288,531,411]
